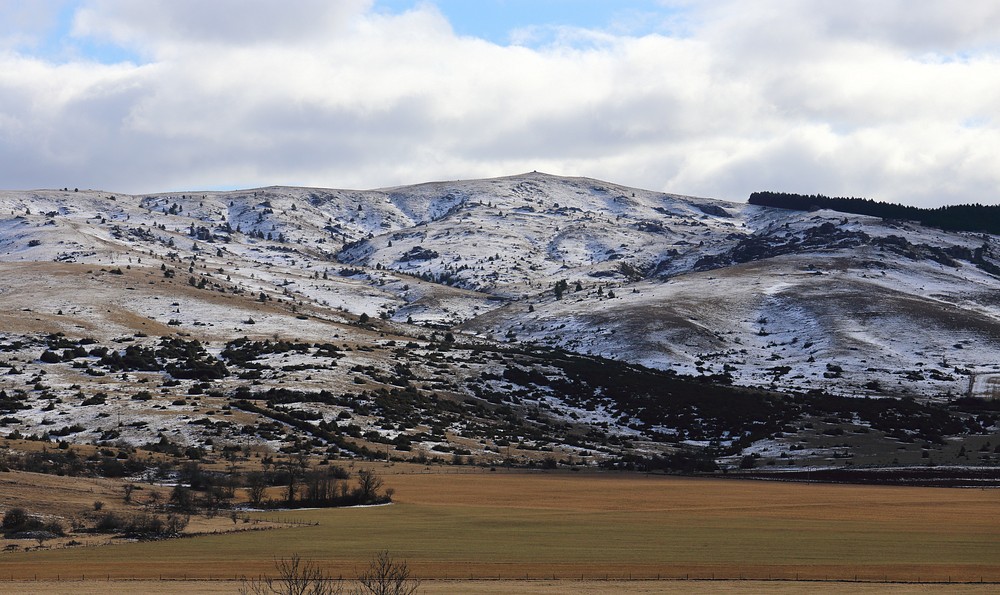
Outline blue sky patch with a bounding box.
[373,0,681,45]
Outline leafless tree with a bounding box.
[164,513,189,536]
[240,554,342,595]
[353,550,420,595]
[246,471,268,507]
[122,483,135,504]
[355,468,384,503]
[145,491,161,509]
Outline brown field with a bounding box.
[3,579,998,595]
[2,469,1000,592]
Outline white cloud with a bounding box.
[0,0,998,206]
[0,0,69,50]
[71,0,374,54]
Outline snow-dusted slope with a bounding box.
[337,173,747,294]
[2,172,1000,403]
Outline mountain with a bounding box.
[1,172,999,474]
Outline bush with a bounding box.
[1,508,60,537]
[91,511,185,537]
[2,508,30,533]
[39,350,61,364]
[93,511,121,532]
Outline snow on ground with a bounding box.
[3,173,1000,464]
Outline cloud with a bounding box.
[0,0,998,206]
[688,0,1000,54]
[0,1,70,50]
[795,0,1000,53]
[71,0,373,54]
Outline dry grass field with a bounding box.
[4,579,999,595]
[1,468,999,593]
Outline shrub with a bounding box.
[2,508,30,533]
[1,508,61,537]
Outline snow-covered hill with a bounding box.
[2,173,1000,470]
[7,172,997,398]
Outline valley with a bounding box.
[2,172,1000,591]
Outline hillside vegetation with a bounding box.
[749,191,1000,234]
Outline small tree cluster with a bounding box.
[90,511,189,537]
[2,508,63,538]
[240,551,419,595]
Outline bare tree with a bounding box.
[145,491,161,509]
[164,513,189,536]
[240,554,341,595]
[354,550,420,595]
[246,471,268,507]
[355,469,384,504]
[239,551,418,595]
[284,462,299,505]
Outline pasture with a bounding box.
[2,469,1000,591]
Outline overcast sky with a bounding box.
[2,0,999,206]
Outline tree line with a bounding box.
[748,191,1000,234]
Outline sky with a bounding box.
[1,1,1000,206]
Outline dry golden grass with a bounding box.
[0,468,158,520]
[0,260,354,341]
[4,579,999,595]
[0,467,290,554]
[1,470,999,588]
